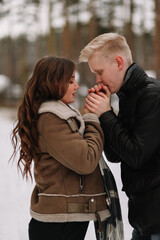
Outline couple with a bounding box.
[11,33,160,240]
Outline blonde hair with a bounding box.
[79,32,133,65]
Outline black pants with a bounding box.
[131,229,160,240]
[29,218,89,240]
[131,229,151,240]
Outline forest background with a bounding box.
[0,1,160,239]
[0,0,160,111]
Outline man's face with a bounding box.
[88,52,124,93]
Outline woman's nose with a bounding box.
[75,82,80,89]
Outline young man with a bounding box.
[79,33,160,240]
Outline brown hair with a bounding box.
[11,56,75,179]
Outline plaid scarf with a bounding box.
[94,154,124,240]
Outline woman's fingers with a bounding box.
[88,84,103,93]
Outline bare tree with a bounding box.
[62,0,72,58]
[88,0,98,41]
[47,0,56,55]
[108,0,115,32]
[123,0,135,60]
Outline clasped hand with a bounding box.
[82,84,111,117]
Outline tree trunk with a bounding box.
[47,1,55,55]
[62,1,72,58]
[88,0,98,41]
[108,0,115,32]
[123,0,135,61]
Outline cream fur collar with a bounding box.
[38,100,85,136]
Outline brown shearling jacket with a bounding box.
[30,101,110,223]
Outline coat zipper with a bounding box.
[80,175,84,193]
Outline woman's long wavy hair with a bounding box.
[11,56,75,179]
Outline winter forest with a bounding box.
[0,0,160,109]
[0,0,160,240]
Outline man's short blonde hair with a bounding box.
[79,32,133,65]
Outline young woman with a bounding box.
[11,56,111,240]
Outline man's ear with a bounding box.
[115,56,123,70]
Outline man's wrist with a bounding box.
[99,109,113,119]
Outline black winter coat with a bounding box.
[100,63,160,235]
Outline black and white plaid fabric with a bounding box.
[94,154,124,240]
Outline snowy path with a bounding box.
[0,108,132,240]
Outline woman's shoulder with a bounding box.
[37,112,65,133]
[38,112,64,124]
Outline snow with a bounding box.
[0,107,132,240]
[0,75,10,92]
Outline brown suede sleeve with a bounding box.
[38,113,104,175]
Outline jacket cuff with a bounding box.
[83,113,100,124]
[100,110,115,121]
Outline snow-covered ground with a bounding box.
[0,107,133,240]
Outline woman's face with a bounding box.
[61,72,79,104]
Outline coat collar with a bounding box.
[38,100,85,136]
[117,63,148,98]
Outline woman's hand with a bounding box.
[81,106,91,115]
[88,84,110,96]
[85,84,111,117]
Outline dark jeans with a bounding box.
[131,229,151,240]
[131,229,160,240]
[151,235,160,240]
[29,218,89,240]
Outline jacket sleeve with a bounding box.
[104,144,121,163]
[100,89,160,169]
[39,112,104,175]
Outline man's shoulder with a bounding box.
[145,76,160,94]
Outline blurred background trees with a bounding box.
[0,0,159,110]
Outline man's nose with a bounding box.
[96,76,102,83]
